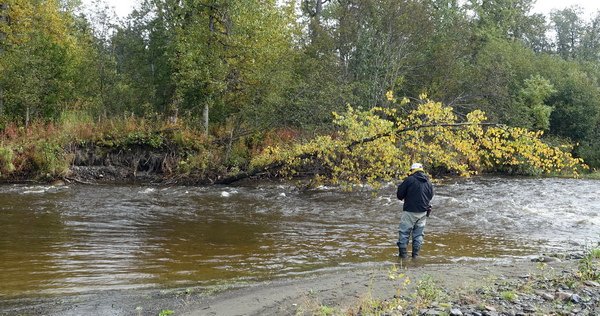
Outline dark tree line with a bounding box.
[1,0,600,167]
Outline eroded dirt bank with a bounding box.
[1,257,598,316]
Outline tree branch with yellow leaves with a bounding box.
[220,98,586,187]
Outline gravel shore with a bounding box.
[1,254,598,316]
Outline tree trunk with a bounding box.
[315,0,323,16]
[309,0,324,41]
[1,4,6,117]
[203,102,209,135]
[0,87,4,115]
[25,105,30,129]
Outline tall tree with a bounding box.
[550,6,584,60]
[109,0,178,117]
[174,0,294,135]
[0,2,8,115]
[579,11,600,62]
[469,0,536,40]
[332,0,432,107]
[418,0,474,105]
[0,0,87,126]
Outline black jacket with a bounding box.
[396,171,434,213]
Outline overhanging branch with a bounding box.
[217,121,502,184]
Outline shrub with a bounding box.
[578,247,600,281]
[31,142,70,178]
[0,146,16,176]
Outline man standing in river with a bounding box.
[396,163,434,259]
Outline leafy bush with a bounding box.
[578,246,600,281]
[0,146,16,175]
[30,142,70,178]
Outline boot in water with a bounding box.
[399,247,408,259]
[412,247,420,258]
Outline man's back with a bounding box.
[396,171,433,213]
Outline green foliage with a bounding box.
[415,275,444,303]
[158,310,174,316]
[551,7,584,60]
[3,0,600,175]
[500,290,518,302]
[173,0,295,131]
[469,0,537,41]
[578,246,600,281]
[513,75,555,130]
[317,305,336,316]
[177,150,213,176]
[577,138,600,170]
[0,146,15,175]
[124,132,164,148]
[0,0,94,125]
[34,143,69,177]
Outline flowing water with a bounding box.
[0,177,599,298]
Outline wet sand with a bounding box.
[0,258,584,316]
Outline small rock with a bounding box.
[51,179,65,186]
[450,308,463,316]
[571,294,582,304]
[555,291,573,301]
[569,252,585,259]
[541,292,554,301]
[471,312,482,316]
[584,280,600,287]
[531,256,560,263]
[484,305,496,312]
[522,304,536,312]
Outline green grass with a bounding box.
[500,290,518,302]
[582,170,600,180]
[415,275,444,303]
[578,246,600,281]
[158,310,174,316]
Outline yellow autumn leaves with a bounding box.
[251,95,586,188]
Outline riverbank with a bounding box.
[1,252,598,316]
[0,117,592,187]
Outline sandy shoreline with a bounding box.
[2,257,592,316]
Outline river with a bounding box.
[1,177,599,298]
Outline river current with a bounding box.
[1,177,599,297]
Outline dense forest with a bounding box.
[0,0,598,183]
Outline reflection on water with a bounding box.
[0,177,599,297]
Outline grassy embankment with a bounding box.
[0,114,296,183]
[0,114,598,184]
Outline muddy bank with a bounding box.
[60,143,222,185]
[1,256,597,316]
[180,256,599,316]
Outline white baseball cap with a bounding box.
[410,163,423,170]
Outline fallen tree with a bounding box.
[223,97,585,187]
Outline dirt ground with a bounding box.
[0,258,581,316]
